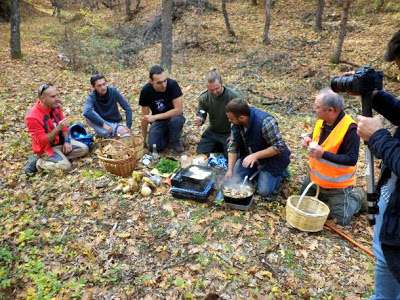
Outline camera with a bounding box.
[331,66,384,94]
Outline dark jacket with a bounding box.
[231,107,290,176]
[83,86,132,128]
[369,90,400,246]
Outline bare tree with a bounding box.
[331,0,351,63]
[262,0,271,44]
[10,0,22,59]
[161,0,173,73]
[51,0,61,20]
[315,0,324,32]
[126,0,132,20]
[222,0,235,36]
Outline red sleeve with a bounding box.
[26,116,54,156]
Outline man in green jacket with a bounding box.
[195,69,240,157]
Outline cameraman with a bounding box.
[357,29,400,298]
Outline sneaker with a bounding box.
[173,141,184,153]
[353,186,367,215]
[24,155,39,176]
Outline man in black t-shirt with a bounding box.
[139,65,185,152]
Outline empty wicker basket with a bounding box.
[97,139,136,177]
[286,182,330,232]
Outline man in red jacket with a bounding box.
[24,84,89,175]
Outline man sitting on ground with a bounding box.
[195,69,240,157]
[83,73,132,138]
[139,65,185,152]
[24,84,89,175]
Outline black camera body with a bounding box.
[331,66,384,94]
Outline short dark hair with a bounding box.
[385,29,400,62]
[149,65,164,79]
[90,73,105,86]
[225,98,250,118]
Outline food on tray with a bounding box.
[223,185,253,198]
[185,166,212,180]
[155,158,180,174]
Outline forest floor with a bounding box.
[1,0,400,299]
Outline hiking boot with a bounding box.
[173,141,184,153]
[354,186,367,215]
[24,155,39,176]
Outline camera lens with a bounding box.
[331,75,353,93]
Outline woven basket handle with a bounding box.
[296,181,320,208]
[115,125,131,139]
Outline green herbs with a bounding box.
[156,158,180,174]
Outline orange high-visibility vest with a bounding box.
[309,114,357,189]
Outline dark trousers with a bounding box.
[300,175,361,225]
[148,116,185,151]
[196,128,230,158]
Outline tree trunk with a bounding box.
[125,0,132,20]
[252,0,257,6]
[315,0,324,32]
[222,0,235,37]
[331,0,350,63]
[161,0,173,74]
[262,0,271,45]
[117,0,121,11]
[10,0,22,59]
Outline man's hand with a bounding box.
[57,117,69,131]
[301,136,311,149]
[62,142,72,154]
[242,154,258,168]
[119,126,130,136]
[357,115,383,142]
[225,169,233,179]
[142,115,157,123]
[102,123,112,135]
[307,144,324,159]
[194,116,203,126]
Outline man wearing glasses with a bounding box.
[24,84,89,176]
[300,88,365,225]
[83,74,132,138]
[139,65,185,153]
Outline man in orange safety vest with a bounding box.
[301,88,366,225]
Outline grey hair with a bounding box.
[205,69,222,84]
[318,87,344,111]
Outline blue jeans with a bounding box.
[372,195,400,299]
[85,112,130,138]
[233,158,286,196]
[148,116,185,151]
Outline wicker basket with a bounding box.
[286,182,330,232]
[97,139,136,177]
[115,125,146,160]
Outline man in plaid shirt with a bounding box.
[225,98,290,196]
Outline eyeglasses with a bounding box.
[38,83,53,96]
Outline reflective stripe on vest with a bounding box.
[309,114,357,189]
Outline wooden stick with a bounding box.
[324,221,374,258]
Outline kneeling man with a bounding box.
[301,88,365,225]
[225,98,291,196]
